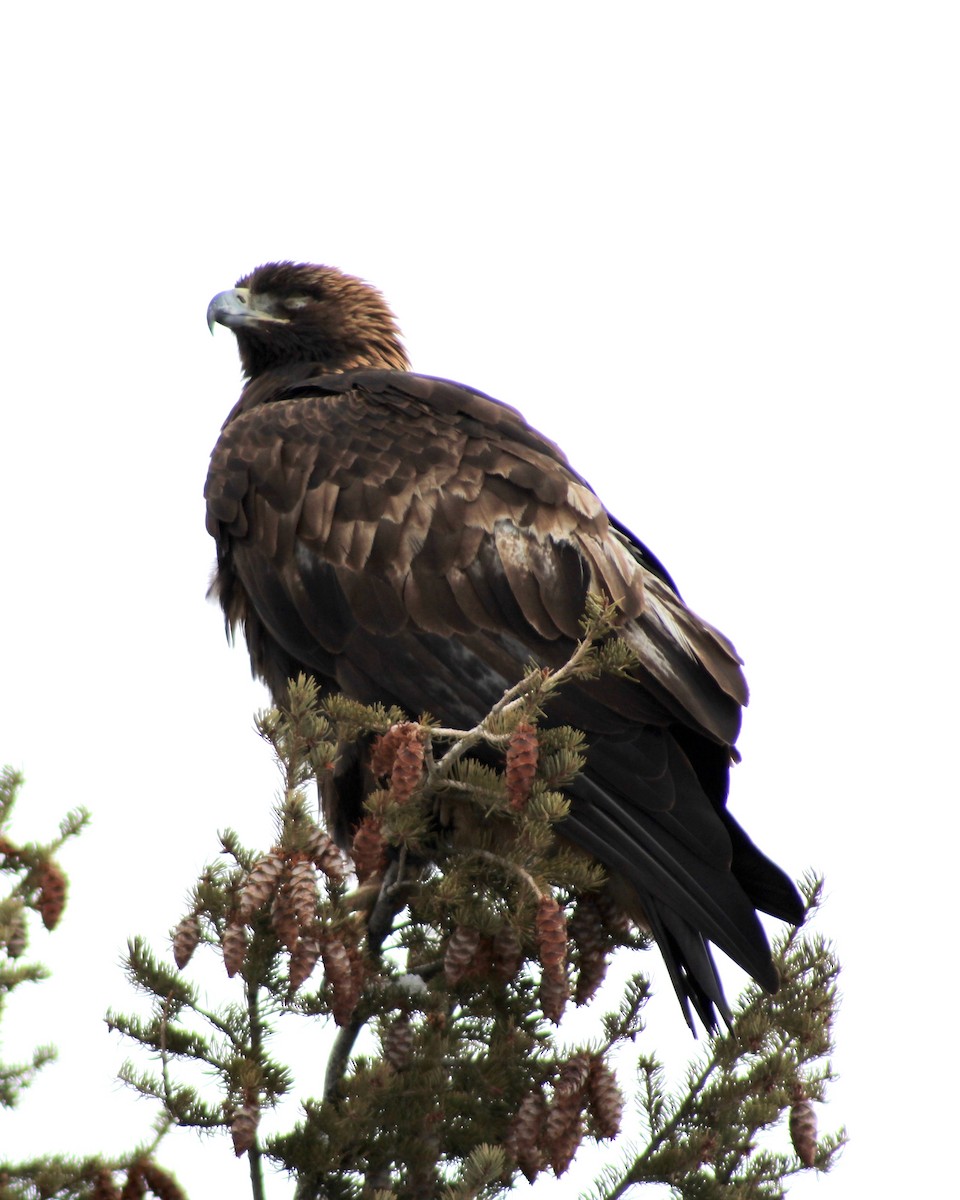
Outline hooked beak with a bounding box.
[206,287,289,333]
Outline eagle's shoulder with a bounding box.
[206,368,606,544]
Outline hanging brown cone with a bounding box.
[569,895,605,953]
[321,934,362,1026]
[370,723,409,778]
[383,1013,415,1071]
[119,1165,146,1200]
[554,1053,592,1101]
[491,924,524,982]
[287,855,319,927]
[140,1161,186,1200]
[0,835,19,860]
[172,914,200,970]
[305,826,347,883]
[586,1058,623,1140]
[539,967,569,1025]
[90,1167,121,1200]
[547,1110,583,1177]
[593,891,633,937]
[544,1108,580,1176]
[574,947,608,1005]
[6,905,27,959]
[444,924,482,985]
[288,927,322,994]
[465,935,496,980]
[231,1095,260,1157]
[270,873,301,952]
[536,895,567,978]
[390,725,425,804]
[569,896,609,1004]
[36,859,67,930]
[506,721,539,810]
[505,1087,547,1183]
[790,1097,818,1167]
[222,921,248,978]
[237,849,285,923]
[545,1054,590,1176]
[351,814,388,884]
[536,895,567,974]
[544,1095,583,1175]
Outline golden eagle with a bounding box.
[205,262,802,1029]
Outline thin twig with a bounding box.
[467,848,544,905]
[324,859,410,1101]
[245,978,267,1200]
[426,621,605,783]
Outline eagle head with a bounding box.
[207,261,409,377]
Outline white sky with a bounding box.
[1,3,957,1196]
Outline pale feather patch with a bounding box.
[565,480,606,521]
[577,533,646,622]
[299,481,340,544]
[493,521,561,639]
[641,584,701,662]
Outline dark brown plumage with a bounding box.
[205,261,803,1030]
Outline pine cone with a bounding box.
[37,859,67,930]
[547,1110,582,1177]
[554,1053,592,1100]
[537,893,571,1022]
[390,725,425,804]
[790,1097,818,1167]
[370,724,407,777]
[350,815,388,884]
[545,1055,590,1176]
[383,1013,415,1071]
[305,826,347,883]
[491,924,524,982]
[5,905,27,959]
[539,967,569,1025]
[119,1166,146,1200]
[222,921,248,978]
[466,935,496,980]
[270,874,301,952]
[574,952,608,1005]
[536,895,567,977]
[288,927,322,994]
[231,1097,260,1157]
[90,1168,121,1200]
[593,891,633,936]
[172,914,200,970]
[505,1087,547,1183]
[321,934,363,1026]
[444,924,482,985]
[570,896,608,1004]
[287,855,319,927]
[506,721,539,809]
[237,850,285,923]
[544,1096,583,1176]
[140,1162,186,1200]
[586,1058,623,1139]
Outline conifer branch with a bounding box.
[0,769,185,1199]
[108,633,842,1199]
[426,596,616,780]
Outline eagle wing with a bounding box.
[206,368,801,1028]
